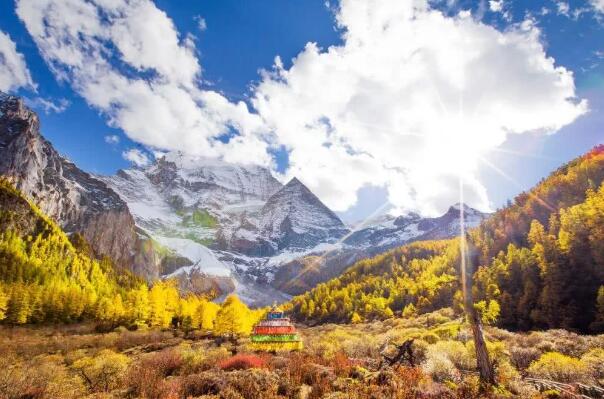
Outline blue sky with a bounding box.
[0,0,603,222]
[0,0,341,174]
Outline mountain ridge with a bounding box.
[0,92,489,305]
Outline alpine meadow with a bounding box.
[0,0,603,398]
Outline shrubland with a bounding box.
[0,309,601,398]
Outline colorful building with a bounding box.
[249,306,303,351]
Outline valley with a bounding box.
[1,0,603,397]
[0,91,604,398]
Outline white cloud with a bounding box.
[253,0,587,215]
[122,148,150,167]
[28,97,70,114]
[195,15,207,31]
[104,134,120,145]
[556,1,570,16]
[489,0,503,12]
[16,0,269,164]
[0,30,35,92]
[554,1,590,20]
[488,0,512,21]
[590,0,604,13]
[15,0,588,216]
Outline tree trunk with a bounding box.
[462,238,496,385]
[467,302,495,385]
[458,179,495,385]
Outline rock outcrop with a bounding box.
[0,92,151,275]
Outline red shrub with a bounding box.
[218,354,266,371]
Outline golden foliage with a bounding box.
[290,146,604,333]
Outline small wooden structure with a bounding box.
[249,305,303,351]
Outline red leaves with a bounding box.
[218,354,266,371]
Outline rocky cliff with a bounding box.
[0,92,153,276]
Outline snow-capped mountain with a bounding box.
[100,153,283,276]
[0,92,490,306]
[259,178,349,253]
[270,203,489,295]
[100,153,355,304]
[102,152,488,303]
[344,203,488,253]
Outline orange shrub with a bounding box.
[125,349,183,398]
[330,351,353,377]
[218,354,266,371]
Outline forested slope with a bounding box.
[0,178,245,329]
[289,145,604,333]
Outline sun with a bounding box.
[422,115,488,178]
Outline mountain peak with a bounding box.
[285,177,304,187]
[0,92,37,135]
[260,176,348,252]
[447,203,486,216]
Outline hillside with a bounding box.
[0,178,227,327]
[0,93,150,276]
[288,146,604,333]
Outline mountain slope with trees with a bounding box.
[0,178,266,331]
[288,145,604,333]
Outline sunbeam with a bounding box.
[458,176,468,308]
[489,147,564,162]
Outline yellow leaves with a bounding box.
[402,303,417,318]
[213,294,255,337]
[0,179,262,332]
[291,238,462,323]
[149,280,179,328]
[558,182,604,256]
[527,220,546,249]
[473,300,500,325]
[527,352,589,383]
[350,312,362,323]
[96,294,126,323]
[0,284,7,321]
[195,299,220,330]
[71,349,130,392]
[127,284,151,328]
